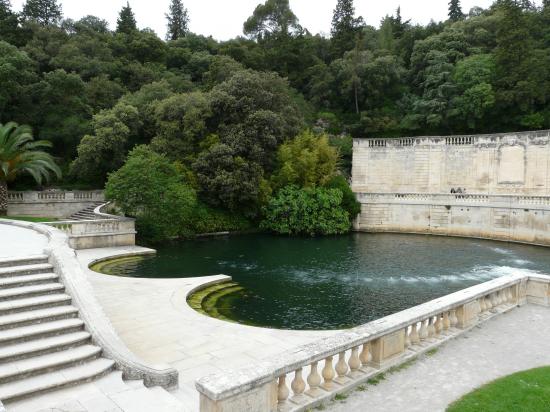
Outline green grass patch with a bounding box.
[426,348,439,357]
[334,393,348,401]
[447,366,550,412]
[1,216,56,222]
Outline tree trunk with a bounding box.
[0,180,7,216]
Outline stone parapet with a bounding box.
[196,272,550,411]
[7,190,105,218]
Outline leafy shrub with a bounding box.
[325,175,361,218]
[261,186,350,236]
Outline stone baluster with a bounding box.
[507,287,514,303]
[485,295,492,311]
[427,317,436,338]
[290,368,306,403]
[322,356,336,391]
[409,322,420,345]
[306,361,322,398]
[359,343,372,371]
[479,296,487,313]
[450,310,458,328]
[490,293,498,309]
[277,375,289,405]
[442,312,451,332]
[348,347,362,378]
[419,319,429,341]
[335,352,350,384]
[434,314,442,335]
[404,326,411,348]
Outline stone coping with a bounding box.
[0,219,178,390]
[195,273,546,402]
[353,129,550,142]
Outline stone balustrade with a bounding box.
[7,190,105,218]
[196,273,550,412]
[8,190,104,202]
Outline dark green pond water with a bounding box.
[96,233,550,330]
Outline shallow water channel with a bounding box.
[94,233,550,330]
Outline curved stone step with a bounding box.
[0,306,78,331]
[201,285,244,315]
[0,264,54,279]
[0,345,102,384]
[0,273,59,290]
[0,331,91,363]
[0,318,84,345]
[0,283,65,302]
[0,357,115,402]
[0,294,72,316]
[0,256,49,269]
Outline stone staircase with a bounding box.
[0,255,115,403]
[69,203,104,221]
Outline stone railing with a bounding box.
[8,190,104,203]
[44,203,136,250]
[357,192,550,210]
[196,273,550,411]
[0,219,178,389]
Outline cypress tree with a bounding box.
[21,0,62,26]
[331,0,364,58]
[448,0,464,22]
[117,2,137,34]
[166,0,189,41]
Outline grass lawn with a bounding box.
[447,367,550,412]
[0,216,56,223]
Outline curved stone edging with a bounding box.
[0,219,179,389]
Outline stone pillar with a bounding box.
[456,301,479,329]
[369,330,405,369]
[199,380,277,412]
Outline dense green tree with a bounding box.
[22,0,62,26]
[331,0,364,57]
[0,122,61,214]
[0,0,21,45]
[166,0,189,41]
[271,130,339,190]
[105,145,197,242]
[116,2,137,34]
[449,0,464,22]
[261,185,351,236]
[70,103,140,184]
[243,0,301,40]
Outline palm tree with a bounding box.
[0,122,61,216]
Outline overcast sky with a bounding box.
[10,0,518,40]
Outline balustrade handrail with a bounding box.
[196,272,541,403]
[356,192,550,204]
[7,190,104,203]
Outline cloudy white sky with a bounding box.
[10,0,509,40]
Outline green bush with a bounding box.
[191,203,253,234]
[325,175,361,218]
[261,185,350,236]
[105,145,197,242]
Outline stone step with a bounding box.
[0,264,54,279]
[0,273,59,290]
[0,283,65,302]
[0,345,102,384]
[0,256,49,269]
[0,357,115,402]
[0,294,72,316]
[0,331,90,363]
[0,306,78,331]
[0,318,84,345]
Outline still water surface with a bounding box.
[96,233,550,330]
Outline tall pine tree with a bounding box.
[448,0,464,22]
[21,0,62,26]
[166,0,189,41]
[117,2,137,34]
[331,0,364,58]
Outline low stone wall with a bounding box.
[7,190,104,218]
[196,272,550,412]
[355,193,550,246]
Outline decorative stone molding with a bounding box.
[196,273,550,412]
[7,190,105,218]
[0,219,178,390]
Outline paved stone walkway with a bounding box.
[328,304,550,412]
[0,224,47,258]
